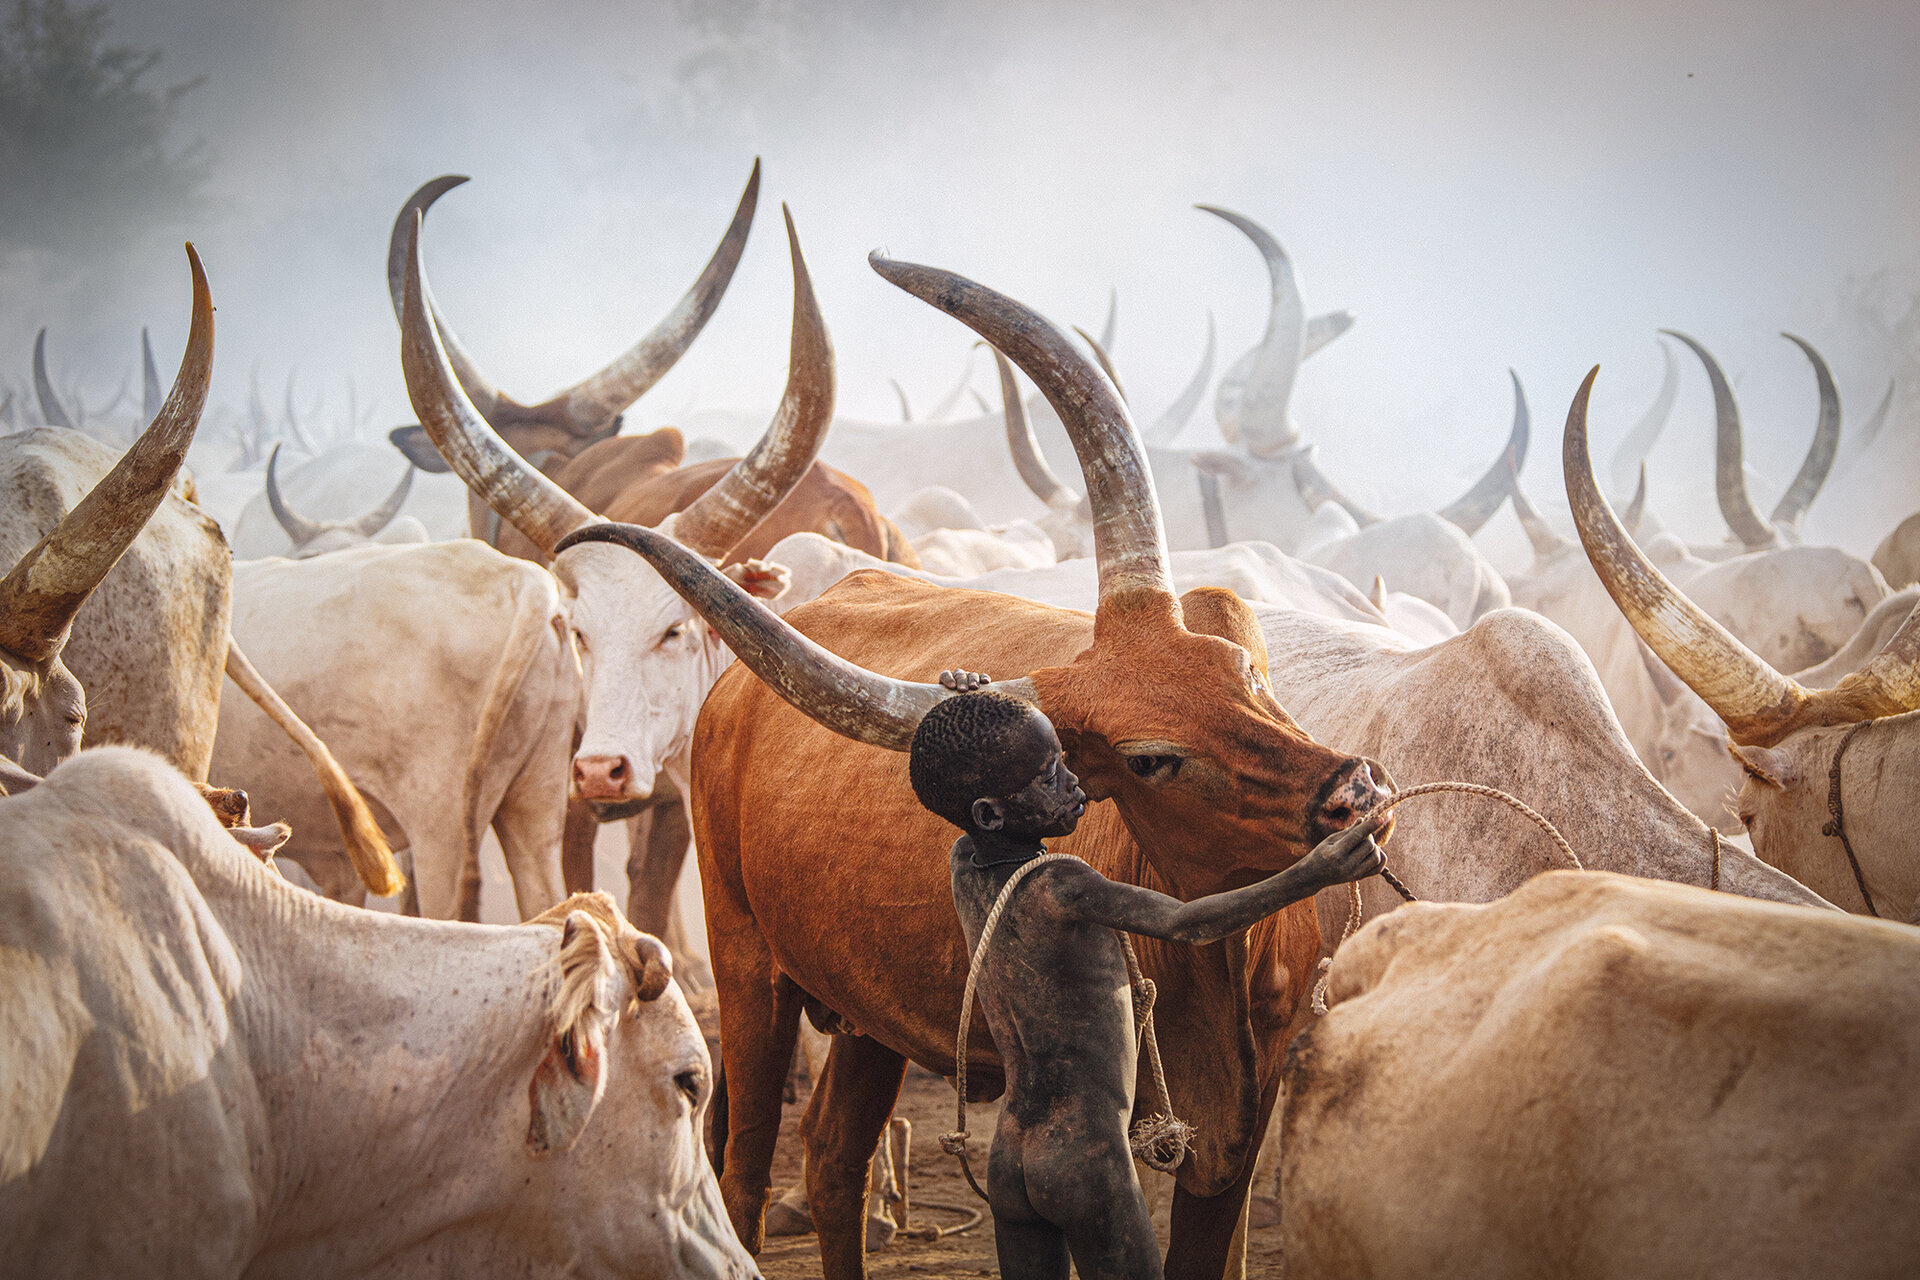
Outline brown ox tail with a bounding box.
[880,514,922,569]
[458,575,563,917]
[223,638,405,897]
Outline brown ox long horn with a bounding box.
[264,444,329,546]
[385,175,510,420]
[871,252,1172,605]
[668,206,834,560]
[1199,205,1305,458]
[1662,330,1776,550]
[993,347,1080,509]
[399,212,598,556]
[1608,337,1679,496]
[554,522,1037,750]
[1769,333,1840,528]
[351,464,414,538]
[1440,369,1531,535]
[32,329,75,429]
[141,327,163,424]
[1141,312,1215,448]
[0,246,212,665]
[1073,327,1127,405]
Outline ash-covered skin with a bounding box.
[916,672,1385,1280]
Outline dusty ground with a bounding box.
[740,1067,1288,1279]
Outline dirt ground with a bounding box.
[739,1067,1289,1279]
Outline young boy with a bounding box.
[910,681,1385,1280]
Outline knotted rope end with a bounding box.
[1130,1112,1195,1173]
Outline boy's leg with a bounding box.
[988,1112,1070,1280]
[1026,1112,1162,1280]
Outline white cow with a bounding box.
[0,746,755,1279]
[215,540,581,920]
[225,440,459,558]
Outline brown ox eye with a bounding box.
[1129,755,1181,779]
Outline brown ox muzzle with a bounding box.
[1310,757,1392,845]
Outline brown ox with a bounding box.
[555,254,1389,1280]
[1565,367,1920,921]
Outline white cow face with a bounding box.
[556,542,788,819]
[0,650,85,777]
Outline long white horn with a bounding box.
[1608,337,1679,497]
[32,329,74,429]
[1663,330,1776,550]
[1200,205,1305,458]
[1142,312,1215,447]
[1769,333,1841,528]
[1439,369,1530,535]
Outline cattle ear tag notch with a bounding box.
[526,911,616,1156]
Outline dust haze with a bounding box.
[7,0,1916,554]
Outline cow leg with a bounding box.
[1167,1074,1283,1280]
[490,774,568,921]
[715,958,805,1253]
[803,1032,908,1279]
[625,794,691,940]
[560,796,598,895]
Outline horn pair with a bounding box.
[0,246,213,664]
[265,444,413,548]
[557,253,1174,750]
[1566,368,1918,747]
[399,195,834,561]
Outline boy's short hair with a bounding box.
[909,692,1050,829]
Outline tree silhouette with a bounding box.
[0,0,207,259]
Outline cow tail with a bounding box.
[223,637,405,898]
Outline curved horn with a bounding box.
[1621,462,1648,537]
[398,212,597,557]
[32,329,74,429]
[350,464,415,539]
[1073,326,1127,404]
[890,377,912,422]
[993,347,1080,508]
[1096,286,1117,353]
[1507,462,1572,561]
[1142,312,1215,447]
[559,160,761,433]
[385,175,513,422]
[1836,379,1895,475]
[1291,449,1381,527]
[870,253,1171,604]
[1303,309,1356,359]
[140,327,163,424]
[555,522,1036,751]
[1565,366,1810,744]
[1662,330,1776,550]
[1199,205,1305,458]
[0,246,213,664]
[264,445,330,546]
[1769,333,1841,527]
[921,346,976,423]
[1608,337,1679,496]
[668,206,834,560]
[1439,369,1531,535]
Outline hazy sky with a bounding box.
[10,0,1917,552]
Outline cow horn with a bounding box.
[870,252,1172,605]
[1662,330,1776,550]
[554,522,1038,750]
[0,246,213,665]
[890,378,912,422]
[1291,450,1381,527]
[141,327,163,424]
[350,464,414,538]
[385,175,514,422]
[993,347,1080,509]
[399,212,598,556]
[1506,463,1571,560]
[1621,462,1648,537]
[1199,205,1305,458]
[1141,312,1215,447]
[1608,338,1679,497]
[32,329,74,429]
[1096,286,1117,353]
[667,206,834,560]
[264,444,330,546]
[1439,369,1530,535]
[1769,333,1840,528]
[1073,326,1127,404]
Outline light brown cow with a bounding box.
[553,253,1390,1280]
[1283,871,1920,1280]
[1565,366,1920,921]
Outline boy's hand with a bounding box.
[939,669,992,691]
[1297,814,1387,888]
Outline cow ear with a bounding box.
[527,911,617,1155]
[723,558,791,602]
[616,930,675,1003]
[230,822,292,858]
[388,426,452,474]
[1727,743,1796,790]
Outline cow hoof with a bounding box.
[764,1197,813,1237]
[865,1215,896,1251]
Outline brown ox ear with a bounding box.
[1179,586,1271,673]
[1728,743,1797,790]
[527,909,618,1155]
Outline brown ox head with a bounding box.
[559,255,1388,888]
[1566,366,1920,912]
[385,161,760,480]
[0,246,213,776]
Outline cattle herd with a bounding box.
[2,160,1916,1279]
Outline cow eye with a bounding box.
[674,1068,704,1104]
[1128,754,1181,779]
[661,626,683,644]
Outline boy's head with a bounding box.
[909,692,1086,839]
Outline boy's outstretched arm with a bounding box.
[1046,818,1387,945]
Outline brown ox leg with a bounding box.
[1166,1075,1281,1280]
[802,1032,908,1280]
[715,952,805,1253]
[560,796,598,896]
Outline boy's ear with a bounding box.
[971,796,1006,831]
